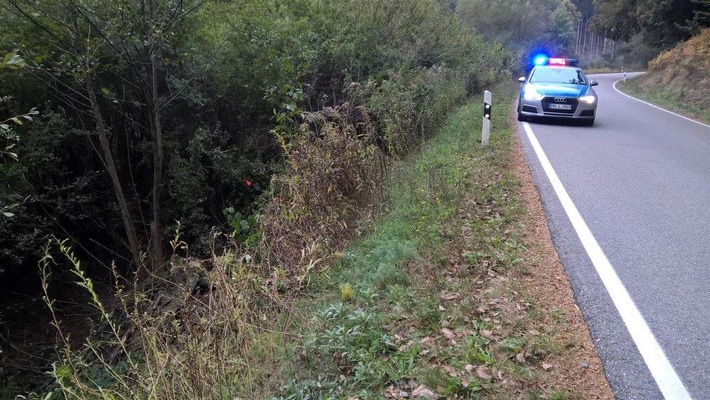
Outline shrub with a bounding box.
[39,239,278,399]
[261,105,386,276]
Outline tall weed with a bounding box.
[38,238,279,399]
[261,106,386,277]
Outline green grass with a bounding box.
[616,78,710,125]
[260,82,579,399]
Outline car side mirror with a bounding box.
[518,76,526,83]
[590,80,598,86]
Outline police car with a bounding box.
[517,56,598,126]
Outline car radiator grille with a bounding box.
[541,97,578,114]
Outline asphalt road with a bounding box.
[517,72,710,400]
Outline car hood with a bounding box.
[532,84,591,97]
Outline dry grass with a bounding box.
[260,103,387,278]
[37,237,288,399]
[619,29,710,124]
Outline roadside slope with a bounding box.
[618,29,710,124]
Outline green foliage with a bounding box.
[413,296,443,332]
[270,84,519,397]
[0,111,107,268]
[163,153,210,254]
[592,0,707,48]
[272,375,343,400]
[590,0,640,42]
[333,238,418,293]
[0,51,34,164]
[500,338,526,355]
[278,301,415,397]
[0,51,26,70]
[224,207,260,245]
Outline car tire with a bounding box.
[517,111,527,122]
[582,118,595,126]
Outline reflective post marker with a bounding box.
[482,90,492,145]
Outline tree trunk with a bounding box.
[149,62,164,269]
[85,75,142,266]
[147,0,164,269]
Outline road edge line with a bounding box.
[521,121,692,400]
[612,80,710,129]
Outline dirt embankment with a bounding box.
[635,29,710,110]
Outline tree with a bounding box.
[636,0,697,47]
[6,0,203,269]
[592,0,706,48]
[456,0,581,53]
[571,0,595,18]
[693,0,710,26]
[591,0,640,42]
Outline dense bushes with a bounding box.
[1,1,511,395]
[197,0,511,271]
[0,0,511,281]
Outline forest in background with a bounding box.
[1,0,708,397]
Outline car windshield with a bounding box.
[530,67,587,85]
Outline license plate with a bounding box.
[549,103,572,110]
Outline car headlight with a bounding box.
[579,95,596,104]
[523,84,544,101]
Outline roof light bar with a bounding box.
[532,55,579,67]
[533,55,548,66]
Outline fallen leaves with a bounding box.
[475,365,493,380]
[480,329,498,341]
[439,292,461,301]
[411,384,437,399]
[440,328,456,340]
[384,382,441,399]
[443,364,458,377]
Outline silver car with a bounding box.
[517,58,598,126]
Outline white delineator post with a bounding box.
[482,90,492,145]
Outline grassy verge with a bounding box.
[616,78,710,125]
[252,83,581,399]
[23,82,605,400]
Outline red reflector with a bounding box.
[549,58,566,65]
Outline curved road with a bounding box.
[517,72,710,399]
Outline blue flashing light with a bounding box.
[533,54,548,66]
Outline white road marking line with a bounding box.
[522,122,692,400]
[613,79,710,129]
